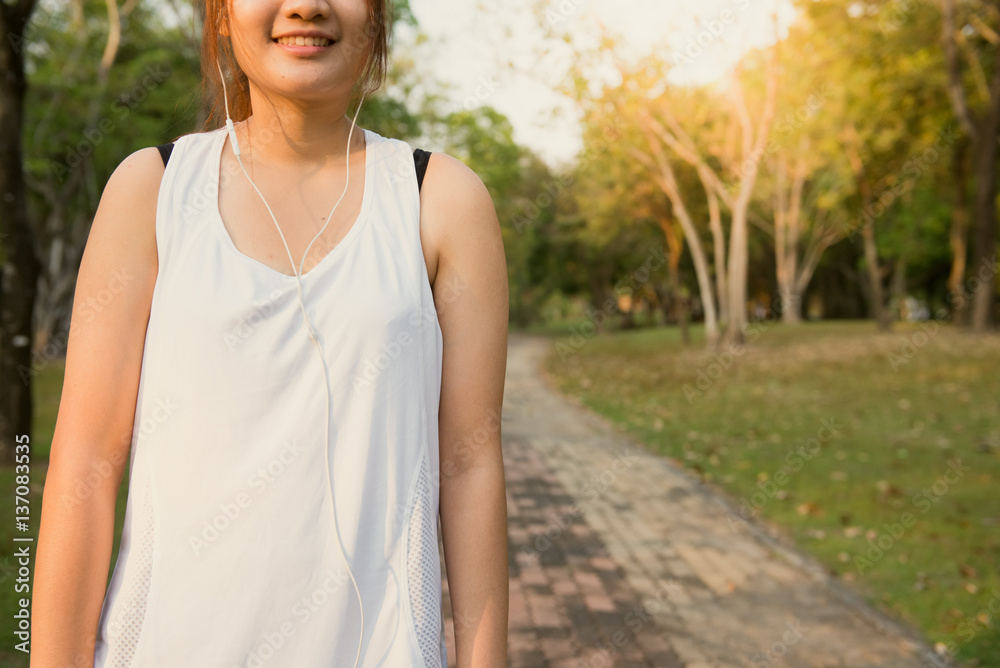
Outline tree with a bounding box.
[941,0,1000,331]
[570,97,690,339]
[615,41,780,346]
[769,137,846,323]
[0,0,41,463]
[793,0,953,331]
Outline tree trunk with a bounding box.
[722,48,780,346]
[969,88,1000,331]
[774,151,805,324]
[704,175,728,329]
[861,222,890,331]
[653,281,672,324]
[891,256,907,320]
[588,265,612,334]
[656,180,718,347]
[948,135,970,324]
[632,130,719,347]
[726,193,751,341]
[0,0,42,464]
[854,179,891,331]
[941,0,1000,331]
[619,308,636,330]
[658,217,690,345]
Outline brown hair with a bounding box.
[199,0,393,130]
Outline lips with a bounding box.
[274,35,333,46]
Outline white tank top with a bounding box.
[92,126,446,668]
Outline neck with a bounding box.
[234,94,365,168]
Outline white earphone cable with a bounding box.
[216,59,366,668]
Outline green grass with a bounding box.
[0,361,129,667]
[540,319,1000,667]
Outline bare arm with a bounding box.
[423,153,509,667]
[31,147,164,667]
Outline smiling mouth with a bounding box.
[274,36,333,47]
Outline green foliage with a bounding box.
[24,0,201,211]
[357,95,421,141]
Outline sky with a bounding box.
[404,0,798,169]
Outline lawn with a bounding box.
[539,319,1000,667]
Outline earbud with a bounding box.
[216,58,367,668]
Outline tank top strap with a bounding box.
[366,134,429,290]
[413,148,431,192]
[153,129,227,273]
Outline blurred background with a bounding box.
[1,0,999,665]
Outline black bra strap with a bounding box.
[413,148,431,193]
[156,142,174,167]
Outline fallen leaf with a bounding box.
[796,502,819,517]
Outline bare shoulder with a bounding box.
[105,146,167,213]
[76,144,166,316]
[421,151,497,219]
[418,151,503,288]
[89,146,166,265]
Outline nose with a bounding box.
[282,0,331,21]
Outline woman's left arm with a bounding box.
[421,152,509,668]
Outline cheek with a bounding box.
[229,0,265,30]
[226,5,274,73]
[343,7,375,60]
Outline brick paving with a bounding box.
[439,333,947,667]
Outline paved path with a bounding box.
[439,333,946,668]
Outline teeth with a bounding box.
[275,36,331,46]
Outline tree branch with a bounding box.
[942,0,980,138]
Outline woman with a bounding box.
[31,1,510,666]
